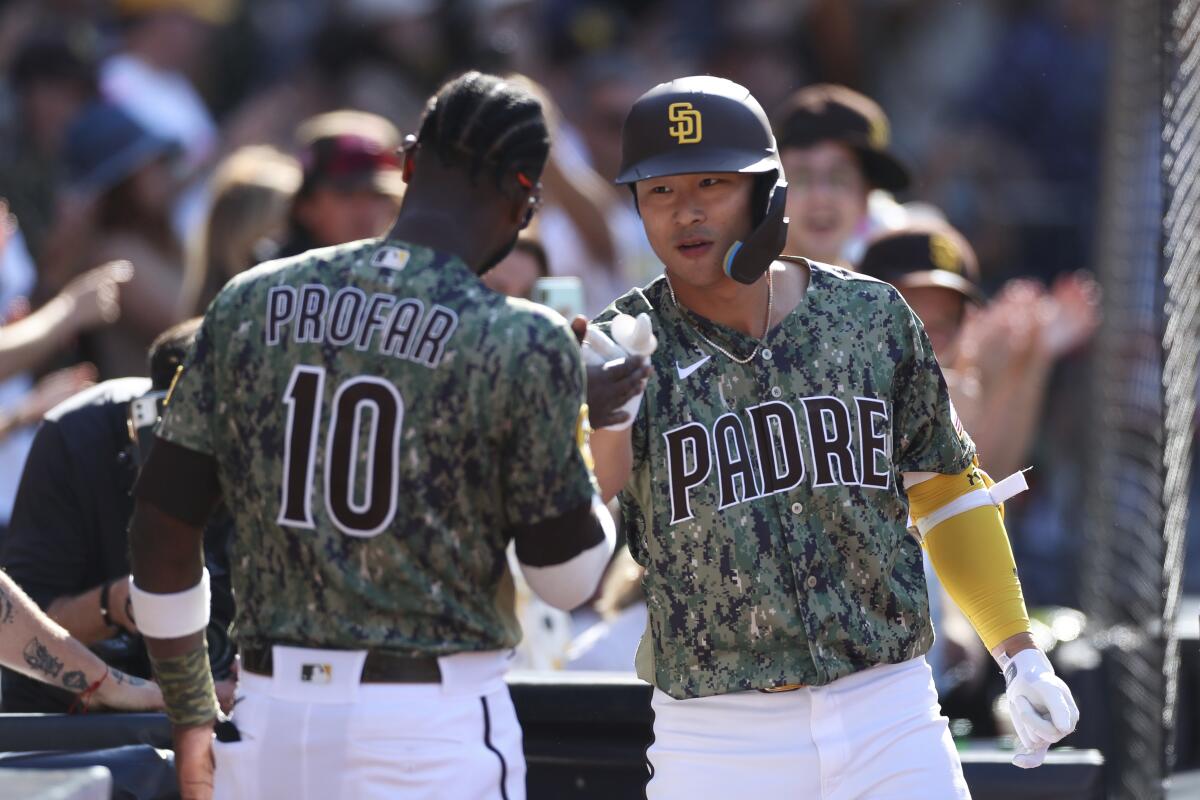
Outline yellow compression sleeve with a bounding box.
[907,465,1030,651]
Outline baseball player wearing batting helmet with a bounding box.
[128,71,616,800]
[587,76,1079,798]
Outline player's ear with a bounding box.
[505,169,542,230]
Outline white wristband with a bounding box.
[129,568,211,639]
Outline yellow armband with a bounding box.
[907,462,1031,651]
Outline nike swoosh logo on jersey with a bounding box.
[676,355,712,380]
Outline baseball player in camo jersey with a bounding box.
[587,76,1080,798]
[127,72,617,800]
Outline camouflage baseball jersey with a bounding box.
[158,238,596,656]
[592,259,975,699]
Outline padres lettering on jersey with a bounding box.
[159,239,595,657]
[662,394,892,524]
[593,262,974,700]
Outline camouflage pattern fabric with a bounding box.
[593,260,975,699]
[159,239,595,656]
[152,645,218,727]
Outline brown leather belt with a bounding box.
[241,645,442,684]
[759,683,808,693]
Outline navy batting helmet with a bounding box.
[616,76,788,285]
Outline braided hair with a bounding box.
[415,71,550,190]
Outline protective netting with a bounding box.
[1161,0,1200,784]
[1083,2,1199,797]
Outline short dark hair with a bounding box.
[415,71,549,190]
[513,237,550,279]
[148,317,203,391]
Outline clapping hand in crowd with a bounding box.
[1041,271,1102,358]
[949,271,1101,478]
[60,259,131,332]
[957,271,1100,381]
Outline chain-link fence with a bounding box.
[1083,1,1199,797]
[1161,0,1200,787]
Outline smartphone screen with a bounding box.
[532,276,585,321]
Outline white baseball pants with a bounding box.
[647,655,971,800]
[213,647,525,800]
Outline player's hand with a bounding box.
[586,356,651,429]
[173,722,216,800]
[215,677,238,715]
[570,315,590,345]
[572,316,655,430]
[1002,648,1079,768]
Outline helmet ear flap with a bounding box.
[724,171,789,284]
[751,172,777,225]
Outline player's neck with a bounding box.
[668,261,809,336]
[668,270,770,338]
[386,212,493,273]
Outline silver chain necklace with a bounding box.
[665,268,774,365]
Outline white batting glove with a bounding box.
[582,325,626,363]
[999,648,1080,768]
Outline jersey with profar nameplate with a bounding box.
[592,260,975,700]
[158,239,596,656]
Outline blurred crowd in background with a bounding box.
[0,0,1182,738]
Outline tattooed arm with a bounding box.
[0,570,162,711]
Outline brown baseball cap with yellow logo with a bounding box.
[857,224,984,305]
[774,84,911,193]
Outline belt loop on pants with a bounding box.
[241,645,442,683]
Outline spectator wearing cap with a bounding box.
[102,0,235,177]
[277,110,405,258]
[858,223,982,365]
[774,84,912,267]
[64,101,186,379]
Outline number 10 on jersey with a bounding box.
[277,365,404,537]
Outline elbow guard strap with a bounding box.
[912,470,1028,538]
